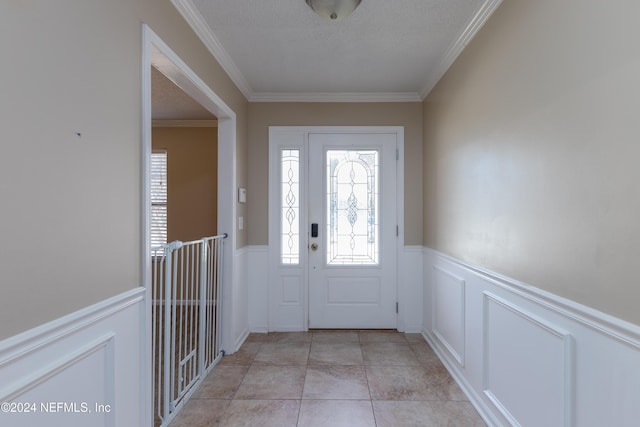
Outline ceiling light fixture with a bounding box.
[305,0,362,21]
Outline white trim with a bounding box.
[142,24,239,424]
[141,26,153,427]
[142,22,238,341]
[484,292,572,338]
[483,292,575,427]
[248,246,270,332]
[432,265,466,366]
[250,92,422,103]
[1,333,115,402]
[228,246,249,353]
[233,329,250,354]
[152,119,218,128]
[170,0,253,100]
[397,246,424,333]
[419,0,503,99]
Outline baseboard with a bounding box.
[423,247,640,426]
[231,327,250,354]
[0,288,146,427]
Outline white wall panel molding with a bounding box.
[1,333,115,403]
[483,292,574,427]
[248,246,269,333]
[0,288,145,427]
[228,247,250,354]
[398,246,424,333]
[423,247,640,427]
[432,265,466,366]
[0,288,143,367]
[424,248,640,349]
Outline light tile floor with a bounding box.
[168,331,485,427]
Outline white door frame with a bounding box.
[142,25,237,424]
[268,126,405,331]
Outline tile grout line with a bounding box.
[169,331,484,426]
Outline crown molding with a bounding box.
[152,119,218,128]
[171,0,253,100]
[419,0,503,100]
[173,0,501,104]
[249,92,422,103]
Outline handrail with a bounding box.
[151,233,228,253]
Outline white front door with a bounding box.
[308,132,397,328]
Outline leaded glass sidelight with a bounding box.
[326,150,379,265]
[281,149,300,264]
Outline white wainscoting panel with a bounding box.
[432,266,465,366]
[229,247,250,353]
[0,288,146,427]
[248,246,269,333]
[423,248,640,427]
[483,293,573,427]
[398,246,424,333]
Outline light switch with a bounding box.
[238,216,244,230]
[238,188,247,203]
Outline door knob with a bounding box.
[310,243,318,251]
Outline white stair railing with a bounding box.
[151,233,227,427]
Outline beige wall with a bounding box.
[248,102,423,246]
[152,127,218,242]
[0,0,248,340]
[423,0,640,324]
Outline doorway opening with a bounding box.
[142,25,237,427]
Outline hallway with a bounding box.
[168,331,485,426]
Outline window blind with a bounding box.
[150,152,167,248]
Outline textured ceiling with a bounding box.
[186,0,496,100]
[151,66,215,120]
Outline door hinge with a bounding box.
[396,302,399,314]
[396,148,399,160]
[396,225,399,237]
